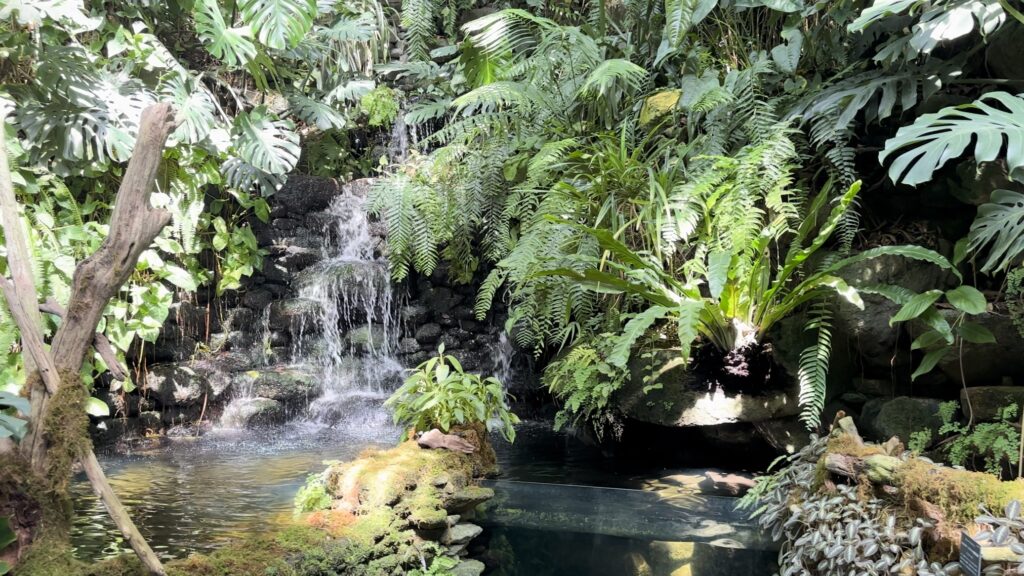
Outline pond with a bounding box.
[71,420,775,575]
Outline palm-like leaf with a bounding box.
[968,189,1024,273]
[240,0,318,50]
[232,106,300,174]
[880,91,1024,186]
[663,0,718,51]
[287,95,345,130]
[194,0,258,67]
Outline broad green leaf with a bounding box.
[163,264,198,292]
[288,95,346,131]
[958,322,997,344]
[84,396,110,417]
[194,0,258,67]
[968,190,1024,274]
[239,0,317,50]
[911,330,947,350]
[0,391,30,415]
[880,92,1024,186]
[233,107,300,175]
[663,0,718,50]
[945,285,987,314]
[889,289,943,325]
[609,305,672,368]
[911,347,947,380]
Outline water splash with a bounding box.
[291,190,404,423]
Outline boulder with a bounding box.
[422,286,463,315]
[398,337,422,354]
[234,368,318,407]
[960,386,1024,421]
[866,396,943,443]
[273,175,342,215]
[415,323,443,344]
[930,311,1024,385]
[348,324,387,353]
[241,289,273,311]
[148,330,198,363]
[223,397,286,428]
[852,377,895,397]
[277,246,320,272]
[222,307,257,331]
[442,522,483,545]
[343,178,377,198]
[616,359,801,427]
[836,255,956,374]
[143,364,211,407]
[402,304,431,326]
[451,559,485,576]
[269,298,320,332]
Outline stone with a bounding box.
[868,396,943,443]
[616,364,801,426]
[451,559,485,576]
[415,323,443,344]
[399,337,422,354]
[424,286,463,315]
[839,391,869,405]
[402,304,430,325]
[836,255,956,374]
[269,298,320,332]
[260,262,291,284]
[273,175,342,214]
[438,333,462,350]
[444,486,494,514]
[138,411,163,432]
[148,330,198,363]
[241,289,273,311]
[343,178,377,197]
[234,368,318,407]
[271,217,300,231]
[442,522,483,545]
[278,246,320,272]
[348,324,387,353]
[930,311,1024,385]
[222,307,257,331]
[852,377,894,397]
[220,397,285,428]
[960,386,1024,421]
[143,364,211,407]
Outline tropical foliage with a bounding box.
[384,345,520,442]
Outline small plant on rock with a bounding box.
[912,401,1020,477]
[294,474,332,515]
[385,345,520,443]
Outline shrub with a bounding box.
[384,345,519,442]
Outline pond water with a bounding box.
[71,420,775,575]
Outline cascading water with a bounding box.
[290,189,404,425]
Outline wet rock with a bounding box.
[753,417,811,454]
[241,289,273,311]
[139,411,162,432]
[451,559,485,576]
[402,304,430,325]
[867,396,943,443]
[349,324,387,353]
[444,486,494,514]
[98,389,155,418]
[415,323,443,344]
[273,175,342,214]
[699,471,755,497]
[269,298,319,332]
[399,337,422,354]
[143,364,211,407]
[438,333,462,350]
[148,330,198,362]
[222,307,257,331]
[260,262,291,284]
[278,246,320,272]
[960,386,1024,421]
[271,217,300,231]
[235,368,318,407]
[443,522,482,545]
[221,397,286,428]
[424,286,463,315]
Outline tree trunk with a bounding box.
[0,103,176,575]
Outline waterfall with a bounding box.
[291,190,404,424]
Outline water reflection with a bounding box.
[71,423,397,561]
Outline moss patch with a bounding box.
[896,458,1024,524]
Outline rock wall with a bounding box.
[93,175,532,444]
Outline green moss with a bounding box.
[896,458,1024,524]
[164,534,294,576]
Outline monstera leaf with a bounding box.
[232,106,300,175]
[968,189,1024,273]
[287,95,345,130]
[881,91,1024,186]
[194,0,258,67]
[239,0,318,50]
[0,391,29,440]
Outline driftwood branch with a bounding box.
[0,103,174,575]
[39,297,126,381]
